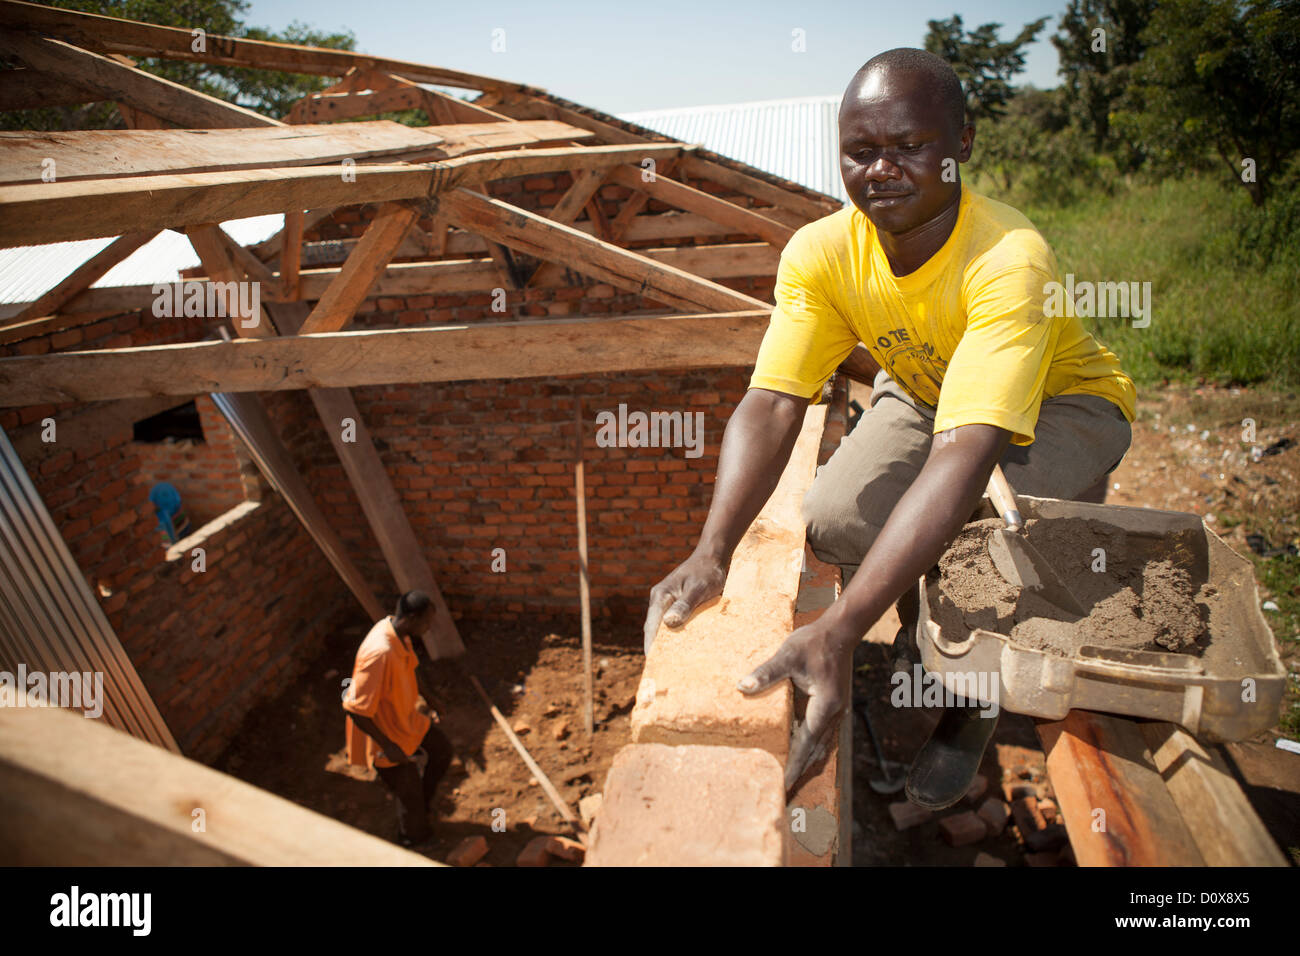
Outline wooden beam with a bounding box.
[287,85,423,124]
[0,31,278,129]
[0,120,593,185]
[297,202,418,334]
[307,386,465,658]
[0,0,523,92]
[0,704,439,866]
[6,231,153,325]
[1037,712,1205,866]
[185,224,277,338]
[252,207,335,262]
[0,143,682,247]
[437,189,767,314]
[0,66,102,109]
[1138,722,1287,866]
[0,310,772,405]
[605,164,795,247]
[281,210,303,298]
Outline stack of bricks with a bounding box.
[586,405,850,866]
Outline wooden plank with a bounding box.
[185,224,277,338]
[0,704,438,865]
[297,202,418,334]
[287,85,424,124]
[307,386,465,658]
[6,231,153,324]
[606,164,795,247]
[0,144,681,247]
[546,168,607,226]
[0,0,522,92]
[437,188,767,314]
[1037,712,1205,866]
[0,120,593,185]
[0,310,772,405]
[1139,722,1287,866]
[251,207,335,262]
[677,155,840,222]
[281,210,303,298]
[419,86,513,123]
[0,66,101,109]
[0,31,277,129]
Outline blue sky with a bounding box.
[244,0,1067,112]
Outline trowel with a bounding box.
[985,465,1086,616]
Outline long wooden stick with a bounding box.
[575,397,594,737]
[467,674,578,825]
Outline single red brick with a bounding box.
[938,811,988,847]
[888,801,932,831]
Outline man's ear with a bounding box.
[958,123,975,164]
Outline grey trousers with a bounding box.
[804,370,1133,583]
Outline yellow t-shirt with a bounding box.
[749,187,1136,445]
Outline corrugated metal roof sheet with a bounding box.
[0,214,283,306]
[620,95,847,205]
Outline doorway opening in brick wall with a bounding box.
[131,396,260,548]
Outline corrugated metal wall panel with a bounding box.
[0,427,178,751]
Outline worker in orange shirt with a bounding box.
[343,591,454,847]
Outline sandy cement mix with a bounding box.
[933,516,1217,659]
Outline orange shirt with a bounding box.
[343,617,430,769]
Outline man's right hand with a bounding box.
[384,746,412,767]
[643,551,727,653]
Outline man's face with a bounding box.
[838,68,972,235]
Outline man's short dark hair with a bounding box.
[854,47,967,133]
[395,590,432,620]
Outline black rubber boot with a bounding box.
[890,625,917,677]
[905,703,999,810]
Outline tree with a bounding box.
[1,0,356,129]
[924,14,1050,123]
[1051,0,1157,154]
[1118,0,1300,205]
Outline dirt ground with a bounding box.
[213,623,643,865]
[215,382,1298,866]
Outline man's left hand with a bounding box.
[737,620,853,794]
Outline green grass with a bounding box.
[970,173,1300,390]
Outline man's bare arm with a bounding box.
[643,387,810,651]
[741,422,1013,790]
[344,706,410,765]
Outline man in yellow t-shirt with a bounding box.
[643,48,1135,810]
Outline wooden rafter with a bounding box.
[6,231,153,325]
[0,31,277,129]
[604,164,794,247]
[297,202,418,334]
[0,0,524,92]
[436,188,766,314]
[0,310,772,406]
